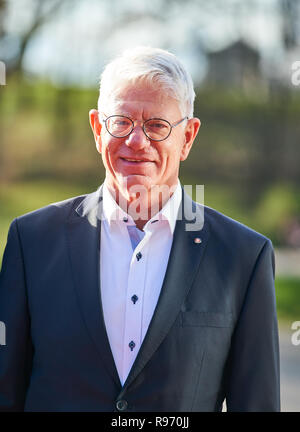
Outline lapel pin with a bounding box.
[194,237,202,244]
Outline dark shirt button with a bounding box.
[131,295,138,304]
[136,252,142,261]
[129,340,136,351]
[116,399,128,411]
[123,217,128,222]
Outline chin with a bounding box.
[118,174,155,197]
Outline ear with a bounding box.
[180,117,201,161]
[89,109,103,153]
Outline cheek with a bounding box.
[99,143,116,174]
[101,137,119,161]
[164,143,182,165]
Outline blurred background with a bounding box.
[0,0,299,411]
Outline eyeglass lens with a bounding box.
[106,116,171,140]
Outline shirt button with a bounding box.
[129,341,136,351]
[131,295,138,304]
[123,217,128,222]
[116,399,128,411]
[136,252,142,261]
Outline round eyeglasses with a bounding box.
[101,115,188,142]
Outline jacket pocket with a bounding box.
[181,311,233,328]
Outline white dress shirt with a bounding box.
[100,179,182,386]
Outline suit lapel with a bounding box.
[66,185,210,391]
[66,186,121,387]
[121,190,210,390]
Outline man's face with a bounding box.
[90,82,200,198]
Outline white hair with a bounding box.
[98,46,195,118]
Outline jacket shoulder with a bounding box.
[15,194,87,228]
[202,204,272,250]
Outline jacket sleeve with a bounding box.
[225,239,280,411]
[0,219,33,411]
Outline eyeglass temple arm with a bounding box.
[171,116,189,128]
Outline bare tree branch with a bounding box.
[2,0,75,76]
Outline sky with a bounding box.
[1,0,297,87]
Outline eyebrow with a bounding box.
[115,111,133,118]
[110,100,130,114]
[110,107,165,119]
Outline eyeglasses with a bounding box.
[101,115,189,142]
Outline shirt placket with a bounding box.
[122,231,151,384]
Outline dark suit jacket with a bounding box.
[0,185,280,412]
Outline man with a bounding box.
[0,47,280,412]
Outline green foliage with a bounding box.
[253,183,300,245]
[275,277,300,322]
[0,180,100,266]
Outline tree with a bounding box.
[0,0,73,77]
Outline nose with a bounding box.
[124,125,150,151]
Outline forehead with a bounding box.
[104,83,181,118]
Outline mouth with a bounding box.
[120,157,154,164]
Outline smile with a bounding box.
[121,158,154,163]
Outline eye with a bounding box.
[115,119,130,126]
[107,116,132,134]
[112,118,131,127]
[146,120,168,129]
[154,122,167,129]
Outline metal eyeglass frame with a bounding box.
[101,114,189,142]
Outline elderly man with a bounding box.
[0,47,280,412]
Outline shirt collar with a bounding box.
[102,181,130,226]
[102,179,182,234]
[145,180,182,234]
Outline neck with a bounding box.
[107,181,178,230]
